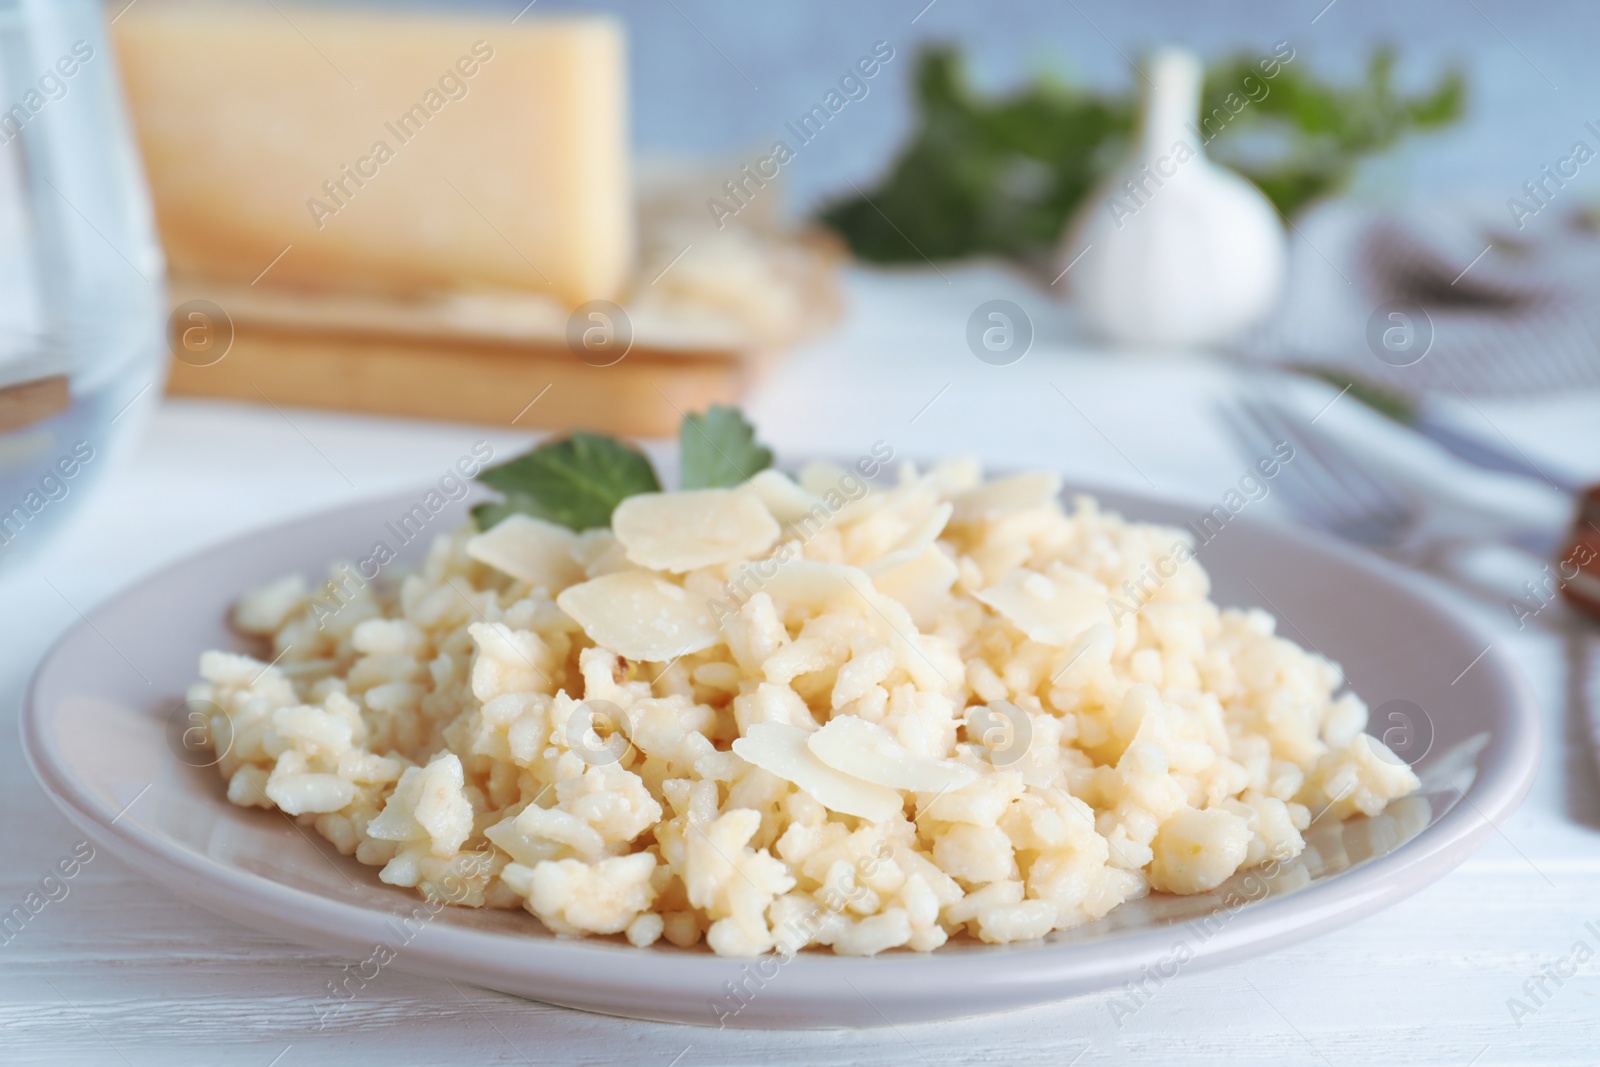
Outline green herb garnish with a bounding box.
[679,405,775,489]
[820,45,1464,265]
[474,406,775,531]
[473,431,662,531]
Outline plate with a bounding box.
[21,484,1539,1028]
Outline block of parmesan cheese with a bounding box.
[113,2,632,306]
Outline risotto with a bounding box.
[190,455,1418,957]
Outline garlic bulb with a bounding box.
[1059,47,1286,348]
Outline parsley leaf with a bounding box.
[819,48,1133,263]
[471,407,771,531]
[1203,47,1465,219]
[679,405,774,489]
[472,432,661,531]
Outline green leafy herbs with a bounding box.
[1293,364,1418,425]
[472,432,661,531]
[1201,47,1465,220]
[472,406,775,531]
[819,44,1464,265]
[820,48,1134,264]
[680,404,776,489]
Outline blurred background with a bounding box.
[0,0,1596,702]
[535,0,1574,217]
[0,0,1591,639]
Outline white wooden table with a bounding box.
[5,268,1598,1065]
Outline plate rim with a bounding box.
[20,479,1543,1028]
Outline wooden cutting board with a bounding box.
[166,329,768,437]
[163,235,837,436]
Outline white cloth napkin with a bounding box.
[1242,200,1600,397]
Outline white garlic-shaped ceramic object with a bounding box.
[1059,47,1286,348]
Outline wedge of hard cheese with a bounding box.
[114,2,631,306]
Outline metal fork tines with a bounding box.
[1217,396,1420,547]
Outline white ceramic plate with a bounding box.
[22,484,1539,1028]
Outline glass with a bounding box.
[0,0,164,566]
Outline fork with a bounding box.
[1216,395,1563,560]
[1217,396,1421,549]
